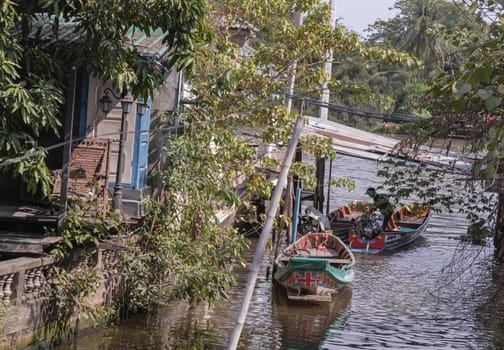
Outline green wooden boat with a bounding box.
[273,232,355,302]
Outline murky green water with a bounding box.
[63,155,504,349]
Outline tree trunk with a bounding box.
[496,193,504,260]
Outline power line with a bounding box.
[0,125,179,170]
[0,87,426,169]
[288,94,421,123]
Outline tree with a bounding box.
[327,0,484,132]
[425,1,504,258]
[377,0,504,259]
[327,41,427,130]
[121,0,349,307]
[63,0,358,311]
[2,0,208,195]
[1,1,64,195]
[367,0,478,71]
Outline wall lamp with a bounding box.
[100,88,147,116]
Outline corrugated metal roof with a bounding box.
[304,116,473,172]
[125,27,170,60]
[16,15,169,61]
[14,14,84,45]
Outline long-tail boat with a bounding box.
[273,232,355,302]
[346,204,432,254]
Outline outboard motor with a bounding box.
[297,206,331,235]
[355,212,383,240]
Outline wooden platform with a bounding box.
[0,231,62,255]
[304,116,473,172]
[0,202,64,233]
[307,247,339,257]
[279,247,352,265]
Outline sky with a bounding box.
[335,0,398,36]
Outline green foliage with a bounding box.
[465,219,491,245]
[367,0,477,70]
[328,177,356,192]
[341,0,504,255]
[378,162,496,230]
[415,1,504,254]
[300,135,336,160]
[2,0,209,196]
[119,199,248,311]
[115,0,368,309]
[325,0,480,131]
[43,264,100,343]
[41,195,122,344]
[51,196,120,259]
[0,1,63,196]
[290,161,317,190]
[323,25,422,128]
[378,164,433,207]
[0,302,9,329]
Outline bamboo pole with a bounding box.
[227,116,305,350]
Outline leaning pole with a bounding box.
[227,116,305,350]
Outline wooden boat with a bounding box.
[347,204,432,254]
[326,201,373,240]
[296,202,371,241]
[273,232,355,302]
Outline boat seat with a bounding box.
[327,258,352,264]
[280,256,352,265]
[309,257,352,264]
[308,247,339,257]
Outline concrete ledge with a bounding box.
[215,208,237,229]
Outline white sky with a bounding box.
[335,0,398,36]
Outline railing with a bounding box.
[0,243,129,308]
[0,256,55,305]
[0,243,130,347]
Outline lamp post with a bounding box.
[100,88,147,211]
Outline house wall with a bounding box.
[148,69,180,198]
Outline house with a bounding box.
[0,17,181,254]
[0,14,262,346]
[0,15,189,346]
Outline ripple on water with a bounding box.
[65,155,504,350]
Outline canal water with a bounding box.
[65,154,504,349]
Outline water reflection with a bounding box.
[271,284,352,350]
[64,154,504,350]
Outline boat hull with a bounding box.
[274,257,354,301]
[274,233,355,302]
[348,210,432,254]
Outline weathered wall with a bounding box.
[148,69,179,199]
[0,246,125,349]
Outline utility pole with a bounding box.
[285,12,304,113]
[319,0,337,120]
